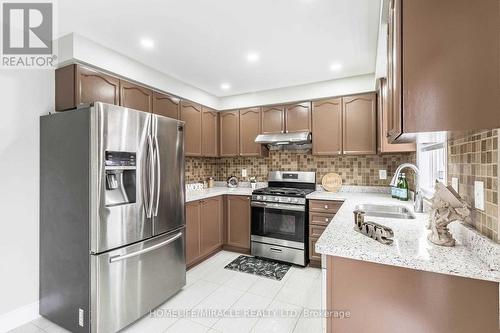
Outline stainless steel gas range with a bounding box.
[250,171,316,266]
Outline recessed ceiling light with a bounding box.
[246,52,260,63]
[220,83,231,90]
[140,38,155,49]
[330,62,342,71]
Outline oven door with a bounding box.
[251,201,306,246]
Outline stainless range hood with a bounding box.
[255,131,312,150]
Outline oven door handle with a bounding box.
[251,201,305,212]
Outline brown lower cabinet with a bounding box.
[186,196,223,268]
[326,256,499,333]
[308,200,343,267]
[186,195,251,269]
[224,195,251,252]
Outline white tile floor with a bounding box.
[10,251,323,333]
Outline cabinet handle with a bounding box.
[325,218,329,222]
[324,205,329,209]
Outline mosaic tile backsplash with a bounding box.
[186,151,416,188]
[448,129,499,242]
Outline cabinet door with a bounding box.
[78,66,120,107]
[312,98,342,155]
[261,106,285,134]
[377,79,415,153]
[342,93,377,155]
[226,196,251,250]
[219,111,240,157]
[119,80,153,113]
[180,101,203,156]
[239,107,265,156]
[186,201,201,266]
[387,0,403,141]
[55,64,120,111]
[285,102,311,133]
[200,197,223,256]
[201,107,219,157]
[153,91,180,119]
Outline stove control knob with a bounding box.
[287,197,292,202]
[274,197,280,202]
[262,196,267,201]
[256,195,262,200]
[292,198,299,203]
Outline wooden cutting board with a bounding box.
[322,173,342,192]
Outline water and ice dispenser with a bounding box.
[104,151,137,206]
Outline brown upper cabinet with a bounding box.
[387,0,500,142]
[152,91,180,119]
[342,93,377,155]
[312,98,342,155]
[55,64,120,111]
[261,103,311,134]
[180,101,203,156]
[239,108,267,157]
[285,102,311,133]
[201,107,219,157]
[261,106,285,134]
[219,111,240,157]
[377,78,415,153]
[119,80,153,113]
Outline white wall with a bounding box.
[218,74,376,110]
[57,33,220,109]
[0,70,54,330]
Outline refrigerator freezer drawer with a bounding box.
[91,229,186,333]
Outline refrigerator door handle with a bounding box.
[108,231,183,263]
[153,133,161,216]
[145,133,155,218]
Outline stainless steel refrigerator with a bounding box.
[40,102,186,333]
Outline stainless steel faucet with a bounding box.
[390,163,424,213]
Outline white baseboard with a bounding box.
[0,302,40,333]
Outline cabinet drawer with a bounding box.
[309,236,321,261]
[309,225,326,238]
[309,212,334,227]
[309,200,343,213]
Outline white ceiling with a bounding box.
[57,0,381,97]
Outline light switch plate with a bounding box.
[241,168,247,178]
[474,181,484,211]
[451,177,459,192]
[379,170,387,180]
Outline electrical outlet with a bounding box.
[379,170,387,180]
[241,168,247,178]
[79,308,84,327]
[451,177,459,192]
[474,181,484,211]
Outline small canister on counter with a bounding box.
[353,209,365,230]
[208,177,215,188]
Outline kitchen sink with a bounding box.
[355,204,416,220]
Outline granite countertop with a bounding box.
[310,191,500,283]
[185,186,255,203]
